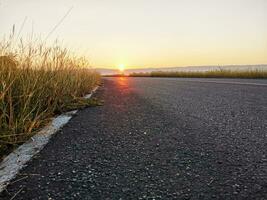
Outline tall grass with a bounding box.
[0,35,100,157]
[130,69,267,78]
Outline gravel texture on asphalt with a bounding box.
[1,77,267,200]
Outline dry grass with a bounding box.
[0,34,100,157]
[130,69,267,78]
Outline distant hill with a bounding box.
[94,68,119,75]
[95,65,267,75]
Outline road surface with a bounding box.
[1,77,267,199]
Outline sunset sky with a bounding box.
[0,0,266,69]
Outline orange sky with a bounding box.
[0,0,266,69]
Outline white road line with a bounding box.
[0,86,99,193]
[173,79,267,87]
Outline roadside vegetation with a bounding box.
[129,69,267,79]
[0,34,100,158]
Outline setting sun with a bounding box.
[118,64,125,72]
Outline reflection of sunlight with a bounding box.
[117,77,128,87]
[115,77,130,112]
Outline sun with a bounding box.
[118,64,125,72]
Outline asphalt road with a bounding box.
[1,77,267,199]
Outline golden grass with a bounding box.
[0,36,100,157]
[130,69,267,78]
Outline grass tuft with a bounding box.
[129,69,267,78]
[0,35,100,158]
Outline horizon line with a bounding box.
[93,64,267,70]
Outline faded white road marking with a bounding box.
[171,79,267,87]
[0,86,99,193]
